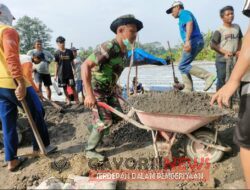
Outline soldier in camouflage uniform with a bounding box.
[82,14,143,162]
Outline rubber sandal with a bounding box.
[8,157,28,172]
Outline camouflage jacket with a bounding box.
[87,39,128,92]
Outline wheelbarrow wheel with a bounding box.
[185,128,224,163]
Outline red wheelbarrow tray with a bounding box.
[97,101,227,134]
[135,109,227,134]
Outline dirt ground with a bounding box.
[0,92,246,189]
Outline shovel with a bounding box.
[14,80,46,155]
[43,97,64,112]
[167,41,185,91]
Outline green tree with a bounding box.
[78,47,94,61]
[139,42,166,56]
[14,16,52,53]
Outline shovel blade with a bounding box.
[173,83,185,91]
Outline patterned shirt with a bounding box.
[87,39,127,91]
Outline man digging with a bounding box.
[82,15,143,162]
[0,4,57,172]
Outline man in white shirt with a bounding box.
[27,39,54,100]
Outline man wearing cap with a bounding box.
[0,4,56,172]
[27,39,54,100]
[166,1,216,92]
[54,36,79,105]
[20,52,45,100]
[71,47,85,102]
[82,14,143,161]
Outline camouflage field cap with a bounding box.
[110,14,143,34]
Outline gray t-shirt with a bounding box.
[27,49,54,74]
[211,24,243,62]
[73,57,82,81]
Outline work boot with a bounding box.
[189,65,216,91]
[85,128,105,162]
[181,74,193,92]
[86,151,105,163]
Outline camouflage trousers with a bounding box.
[90,89,122,135]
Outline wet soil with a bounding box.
[0,97,246,189]
[129,91,223,116]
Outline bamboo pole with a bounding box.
[135,64,138,94]
[126,44,135,97]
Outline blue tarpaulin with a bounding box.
[128,48,167,65]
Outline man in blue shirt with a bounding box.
[167,1,216,92]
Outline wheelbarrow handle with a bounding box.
[97,102,151,131]
[97,102,114,112]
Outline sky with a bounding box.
[2,0,249,49]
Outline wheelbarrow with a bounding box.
[97,97,231,163]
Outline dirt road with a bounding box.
[0,92,246,189]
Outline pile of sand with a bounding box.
[129,91,223,116]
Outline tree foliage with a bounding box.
[14,16,52,53]
[138,42,166,57]
[78,47,94,61]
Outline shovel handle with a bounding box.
[20,99,46,155]
[167,41,177,79]
[97,102,151,131]
[14,80,46,155]
[43,97,63,111]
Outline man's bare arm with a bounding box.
[81,59,97,108]
[54,62,59,80]
[210,42,227,55]
[185,22,193,42]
